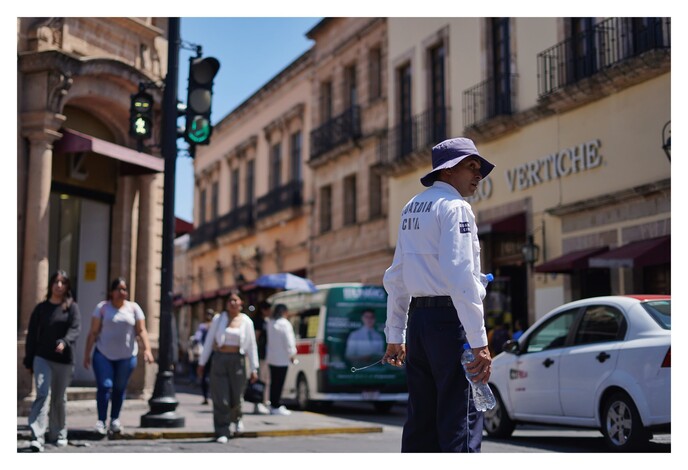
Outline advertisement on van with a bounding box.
[321,286,405,387]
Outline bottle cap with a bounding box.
[463,343,470,350]
[486,273,494,282]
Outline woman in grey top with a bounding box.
[83,277,154,435]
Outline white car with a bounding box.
[485,295,671,452]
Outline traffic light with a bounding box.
[129,90,153,140]
[184,56,220,146]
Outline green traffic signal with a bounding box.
[187,116,211,144]
[184,56,220,146]
[130,91,154,140]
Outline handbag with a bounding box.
[243,379,266,404]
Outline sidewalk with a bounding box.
[17,380,383,443]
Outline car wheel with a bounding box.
[372,401,394,413]
[483,387,515,438]
[602,391,650,452]
[295,376,310,410]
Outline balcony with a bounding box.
[463,74,518,128]
[310,106,361,161]
[189,220,217,249]
[256,180,303,219]
[378,106,450,171]
[216,203,254,236]
[538,17,671,97]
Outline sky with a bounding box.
[174,17,322,222]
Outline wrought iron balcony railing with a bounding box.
[538,17,671,97]
[379,106,450,165]
[216,203,254,236]
[189,219,217,248]
[310,106,361,160]
[256,180,303,219]
[462,74,518,128]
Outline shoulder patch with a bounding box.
[459,221,471,233]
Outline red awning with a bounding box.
[478,212,526,235]
[589,236,670,269]
[54,128,164,175]
[534,246,609,273]
[175,217,193,237]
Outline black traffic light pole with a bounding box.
[141,17,184,428]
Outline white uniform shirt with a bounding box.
[265,317,297,367]
[383,181,488,349]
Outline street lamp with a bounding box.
[662,120,671,161]
[521,235,540,267]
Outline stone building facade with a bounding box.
[17,17,169,405]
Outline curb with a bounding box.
[18,426,383,441]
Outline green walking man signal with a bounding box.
[129,91,153,140]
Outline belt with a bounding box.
[410,296,453,308]
[214,345,240,353]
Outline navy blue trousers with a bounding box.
[401,303,483,452]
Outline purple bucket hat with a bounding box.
[420,137,495,187]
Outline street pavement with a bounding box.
[17,379,383,450]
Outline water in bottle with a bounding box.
[461,343,496,411]
[479,273,494,288]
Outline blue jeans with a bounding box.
[92,348,137,421]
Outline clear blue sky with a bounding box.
[174,17,322,222]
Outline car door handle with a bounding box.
[596,352,611,363]
[542,358,554,368]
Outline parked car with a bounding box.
[485,295,670,452]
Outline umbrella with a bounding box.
[254,273,318,293]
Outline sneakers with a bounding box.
[95,420,107,435]
[56,438,68,448]
[254,402,269,415]
[270,405,292,416]
[109,418,122,434]
[216,435,228,444]
[29,440,44,452]
[233,419,245,434]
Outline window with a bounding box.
[344,63,357,109]
[320,185,332,233]
[320,80,333,123]
[524,309,578,353]
[289,308,320,339]
[199,188,207,224]
[429,43,447,144]
[573,306,626,345]
[269,142,282,190]
[290,131,302,182]
[491,18,512,116]
[246,160,255,205]
[369,168,382,219]
[397,63,412,156]
[567,17,596,84]
[211,182,219,220]
[230,168,239,210]
[343,174,357,226]
[369,46,382,100]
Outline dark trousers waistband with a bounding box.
[410,296,453,308]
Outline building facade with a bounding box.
[382,17,671,331]
[306,18,392,285]
[17,17,169,403]
[185,50,314,324]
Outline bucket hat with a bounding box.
[420,137,495,187]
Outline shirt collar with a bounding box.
[431,180,465,199]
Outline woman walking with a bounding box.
[197,290,259,443]
[24,270,81,452]
[83,277,154,435]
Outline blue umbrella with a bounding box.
[255,273,317,293]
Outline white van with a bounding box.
[267,283,408,412]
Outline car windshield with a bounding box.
[641,300,671,329]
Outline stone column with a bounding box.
[17,112,65,401]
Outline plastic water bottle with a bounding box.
[461,343,496,411]
[479,273,494,288]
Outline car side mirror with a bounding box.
[503,339,521,355]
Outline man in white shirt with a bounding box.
[345,309,385,368]
[383,137,495,452]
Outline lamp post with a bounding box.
[521,235,540,268]
[662,120,671,162]
[140,17,184,428]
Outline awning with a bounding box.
[54,128,164,175]
[534,246,609,273]
[478,212,526,235]
[589,236,670,269]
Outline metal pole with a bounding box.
[141,16,184,428]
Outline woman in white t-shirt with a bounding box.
[266,303,297,416]
[83,277,154,436]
